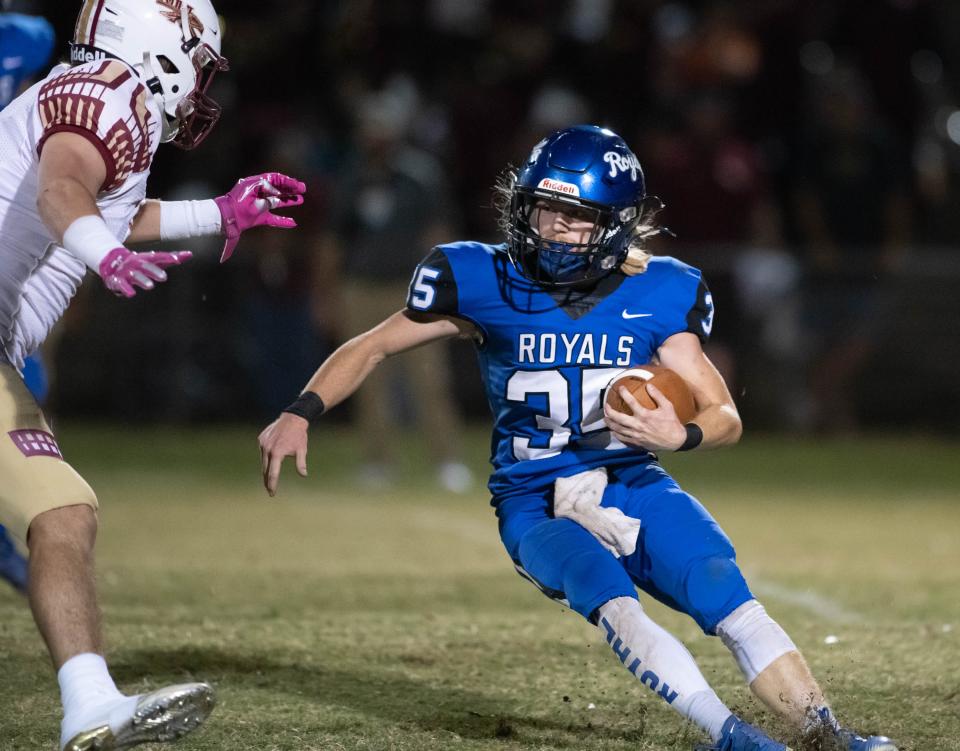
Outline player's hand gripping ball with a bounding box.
[605,366,696,424]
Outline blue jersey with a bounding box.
[0,13,55,109]
[405,242,714,501]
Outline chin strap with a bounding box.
[140,52,163,96]
[140,52,179,144]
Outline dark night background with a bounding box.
[9,0,960,434]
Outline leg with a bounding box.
[26,502,216,751]
[28,505,102,667]
[717,600,899,751]
[716,599,820,724]
[0,365,215,749]
[353,355,398,467]
[405,332,474,493]
[514,517,785,748]
[515,517,635,619]
[597,596,734,743]
[619,478,896,749]
[26,507,139,746]
[752,652,825,724]
[581,471,792,749]
[810,334,873,433]
[611,472,754,634]
[341,279,398,473]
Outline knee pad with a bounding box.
[716,599,797,683]
[517,519,635,620]
[683,555,753,633]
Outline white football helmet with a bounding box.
[71,0,229,149]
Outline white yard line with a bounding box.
[749,579,864,624]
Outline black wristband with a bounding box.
[282,391,325,424]
[677,423,703,452]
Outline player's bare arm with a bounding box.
[37,130,192,298]
[604,332,741,452]
[125,200,162,242]
[36,131,106,236]
[258,310,476,496]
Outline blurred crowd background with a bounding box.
[7,0,960,441]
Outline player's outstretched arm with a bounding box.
[258,311,473,496]
[38,132,191,298]
[604,332,741,452]
[126,173,306,261]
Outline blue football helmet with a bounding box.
[506,125,646,287]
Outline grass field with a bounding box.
[1,424,958,750]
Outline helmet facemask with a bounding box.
[507,188,640,288]
[169,41,229,149]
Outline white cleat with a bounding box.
[61,682,216,751]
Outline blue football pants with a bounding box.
[498,464,754,634]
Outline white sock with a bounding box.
[597,597,733,741]
[58,653,124,716]
[715,599,797,684]
[58,654,138,749]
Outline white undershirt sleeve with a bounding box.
[159,199,222,241]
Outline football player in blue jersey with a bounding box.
[259,125,897,751]
[0,3,54,111]
[0,1,56,594]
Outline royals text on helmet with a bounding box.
[506,125,646,287]
[71,0,228,149]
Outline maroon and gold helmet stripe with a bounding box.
[74,0,106,46]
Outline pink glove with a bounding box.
[214,172,306,263]
[99,247,193,298]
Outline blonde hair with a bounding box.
[492,167,662,276]
[620,214,662,275]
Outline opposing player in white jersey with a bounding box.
[0,1,306,749]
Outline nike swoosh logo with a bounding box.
[622,310,653,319]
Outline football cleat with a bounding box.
[837,729,899,751]
[694,715,791,751]
[0,524,28,594]
[811,706,899,751]
[61,683,215,751]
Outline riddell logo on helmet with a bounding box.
[538,178,580,196]
[69,44,108,64]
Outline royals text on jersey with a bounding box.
[405,242,714,501]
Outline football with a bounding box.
[605,365,697,423]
